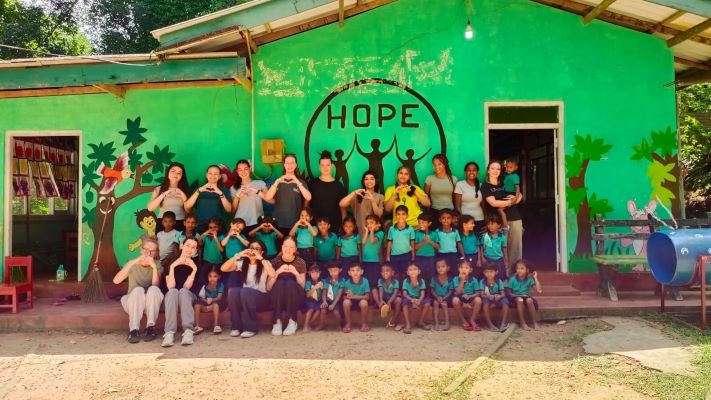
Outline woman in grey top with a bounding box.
[147,162,190,231]
[230,160,267,231]
[424,154,457,228]
[264,154,312,237]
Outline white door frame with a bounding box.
[4,130,83,281]
[484,101,568,273]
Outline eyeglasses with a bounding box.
[142,247,159,254]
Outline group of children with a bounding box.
[152,200,542,334]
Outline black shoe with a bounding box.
[143,326,157,342]
[128,329,140,344]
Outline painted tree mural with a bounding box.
[82,117,175,278]
[566,134,613,257]
[630,126,680,216]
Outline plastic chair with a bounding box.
[0,256,33,313]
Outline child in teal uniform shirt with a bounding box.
[248,215,283,259]
[342,264,370,333]
[401,263,432,334]
[320,263,344,330]
[507,259,542,330]
[436,209,465,276]
[221,217,250,288]
[337,216,361,270]
[452,260,483,331]
[289,207,317,266]
[198,217,225,293]
[480,264,509,332]
[501,159,521,231]
[386,205,416,277]
[303,264,324,333]
[481,214,508,279]
[314,217,338,277]
[430,259,453,331]
[361,214,384,301]
[376,264,401,328]
[414,213,439,284]
[459,215,483,274]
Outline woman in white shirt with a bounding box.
[454,162,486,232]
[221,239,275,338]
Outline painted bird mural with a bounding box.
[96,152,133,194]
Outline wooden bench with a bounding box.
[591,215,711,301]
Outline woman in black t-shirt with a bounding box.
[308,151,347,231]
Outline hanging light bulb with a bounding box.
[464,19,474,40]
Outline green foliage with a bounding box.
[566,186,586,212]
[146,145,175,174]
[651,126,677,158]
[87,141,117,167]
[85,190,94,204]
[119,117,147,146]
[82,206,96,227]
[127,149,142,172]
[630,138,654,161]
[87,0,251,54]
[572,134,612,162]
[679,84,711,201]
[81,161,100,188]
[588,192,613,217]
[565,152,583,179]
[0,0,92,59]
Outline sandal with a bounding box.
[193,326,204,335]
[461,323,474,331]
[360,325,371,333]
[418,323,432,331]
[403,327,412,334]
[213,326,222,334]
[342,326,352,333]
[394,324,404,332]
[380,304,390,318]
[386,319,395,329]
[471,323,482,332]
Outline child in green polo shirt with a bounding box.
[480,264,509,332]
[430,259,453,331]
[342,264,371,333]
[221,218,249,259]
[452,259,483,331]
[303,264,324,333]
[338,216,361,270]
[414,213,439,284]
[376,264,401,328]
[507,259,542,330]
[249,215,283,259]
[401,263,432,334]
[319,263,344,330]
[362,214,384,302]
[386,205,415,277]
[314,217,338,278]
[198,217,225,292]
[289,207,317,266]
[481,214,508,279]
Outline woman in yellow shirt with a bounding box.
[384,166,431,226]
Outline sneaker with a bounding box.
[127,329,140,344]
[161,331,175,347]
[143,326,157,342]
[271,321,283,336]
[230,329,241,337]
[181,329,194,345]
[240,331,256,338]
[283,319,298,336]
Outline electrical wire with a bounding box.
[0,44,162,67]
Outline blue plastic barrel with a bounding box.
[647,229,711,286]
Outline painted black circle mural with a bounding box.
[304,78,446,191]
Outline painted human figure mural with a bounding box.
[395,139,431,187]
[354,134,396,193]
[621,199,658,272]
[333,142,355,189]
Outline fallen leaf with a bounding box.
[107,388,118,393]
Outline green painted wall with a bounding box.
[0,0,676,277]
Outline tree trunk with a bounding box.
[663,154,681,217]
[85,197,120,280]
[574,199,593,257]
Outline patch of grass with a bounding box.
[568,316,711,400]
[420,360,495,400]
[555,321,609,347]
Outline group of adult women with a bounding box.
[144,151,523,336]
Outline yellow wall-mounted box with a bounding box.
[260,139,285,164]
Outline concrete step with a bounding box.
[537,285,580,297]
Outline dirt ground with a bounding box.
[0,318,704,400]
[0,326,499,400]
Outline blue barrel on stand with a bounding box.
[647,229,711,286]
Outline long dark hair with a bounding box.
[432,154,455,188]
[240,238,268,283]
[232,159,251,190]
[396,166,416,196]
[358,170,380,203]
[464,161,481,196]
[159,162,190,194]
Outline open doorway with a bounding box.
[5,133,80,280]
[489,129,557,270]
